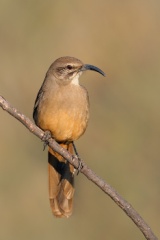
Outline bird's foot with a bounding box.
[76,157,83,175]
[72,155,83,175]
[42,130,52,150]
[72,142,83,174]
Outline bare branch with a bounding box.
[0,95,158,240]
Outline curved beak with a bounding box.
[81,64,105,77]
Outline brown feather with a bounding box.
[48,143,75,218]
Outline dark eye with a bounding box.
[66,65,73,70]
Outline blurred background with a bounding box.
[0,0,160,239]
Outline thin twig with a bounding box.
[0,95,158,240]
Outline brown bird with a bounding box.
[33,56,105,218]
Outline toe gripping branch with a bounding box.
[42,130,52,150]
[72,142,83,175]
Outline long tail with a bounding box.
[48,143,75,218]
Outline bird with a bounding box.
[33,56,105,218]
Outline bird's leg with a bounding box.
[72,142,79,157]
[72,142,83,175]
[41,130,52,150]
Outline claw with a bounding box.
[71,142,83,174]
[76,158,83,175]
[72,155,83,175]
[42,130,52,150]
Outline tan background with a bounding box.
[0,0,160,239]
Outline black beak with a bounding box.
[81,64,105,77]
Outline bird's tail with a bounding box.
[48,143,75,218]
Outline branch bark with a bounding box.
[0,95,158,240]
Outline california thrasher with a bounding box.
[33,56,105,218]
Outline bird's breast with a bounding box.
[37,84,89,142]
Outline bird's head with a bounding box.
[47,56,105,85]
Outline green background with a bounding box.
[0,0,160,239]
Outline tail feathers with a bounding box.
[48,143,75,218]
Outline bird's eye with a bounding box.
[66,65,73,70]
